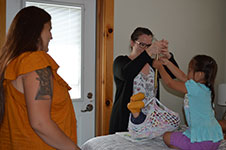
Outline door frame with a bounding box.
[0,0,6,48]
[96,0,114,136]
[0,0,114,136]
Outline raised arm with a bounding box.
[22,66,80,150]
[113,51,153,81]
[153,60,187,94]
[160,58,187,82]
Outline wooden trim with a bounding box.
[96,0,114,136]
[0,0,6,48]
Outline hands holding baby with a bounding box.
[146,39,171,69]
[146,39,170,58]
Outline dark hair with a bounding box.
[0,6,51,126]
[130,27,153,42]
[190,55,218,105]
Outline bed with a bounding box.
[81,125,226,150]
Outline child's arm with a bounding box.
[160,58,188,82]
[153,60,187,94]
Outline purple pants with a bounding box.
[170,132,221,150]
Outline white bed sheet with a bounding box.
[81,126,226,150]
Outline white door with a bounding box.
[6,0,96,147]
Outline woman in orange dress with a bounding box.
[0,6,80,150]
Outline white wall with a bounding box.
[114,0,226,123]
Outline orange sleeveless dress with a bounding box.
[0,51,77,149]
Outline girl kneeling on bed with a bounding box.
[151,55,223,150]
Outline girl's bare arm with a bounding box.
[160,58,188,82]
[153,60,187,94]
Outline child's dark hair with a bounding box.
[130,27,153,42]
[190,55,218,105]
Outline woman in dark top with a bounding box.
[109,27,179,134]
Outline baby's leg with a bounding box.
[127,93,145,118]
[130,111,146,124]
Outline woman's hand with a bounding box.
[159,39,171,59]
[153,59,163,70]
[145,41,161,57]
[146,39,169,58]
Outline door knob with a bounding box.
[87,92,93,99]
[81,104,93,112]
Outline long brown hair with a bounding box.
[190,55,218,106]
[0,6,51,125]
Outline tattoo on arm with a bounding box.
[35,66,53,100]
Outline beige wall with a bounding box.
[225,6,226,83]
[114,0,226,123]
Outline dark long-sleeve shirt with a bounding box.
[109,51,178,134]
